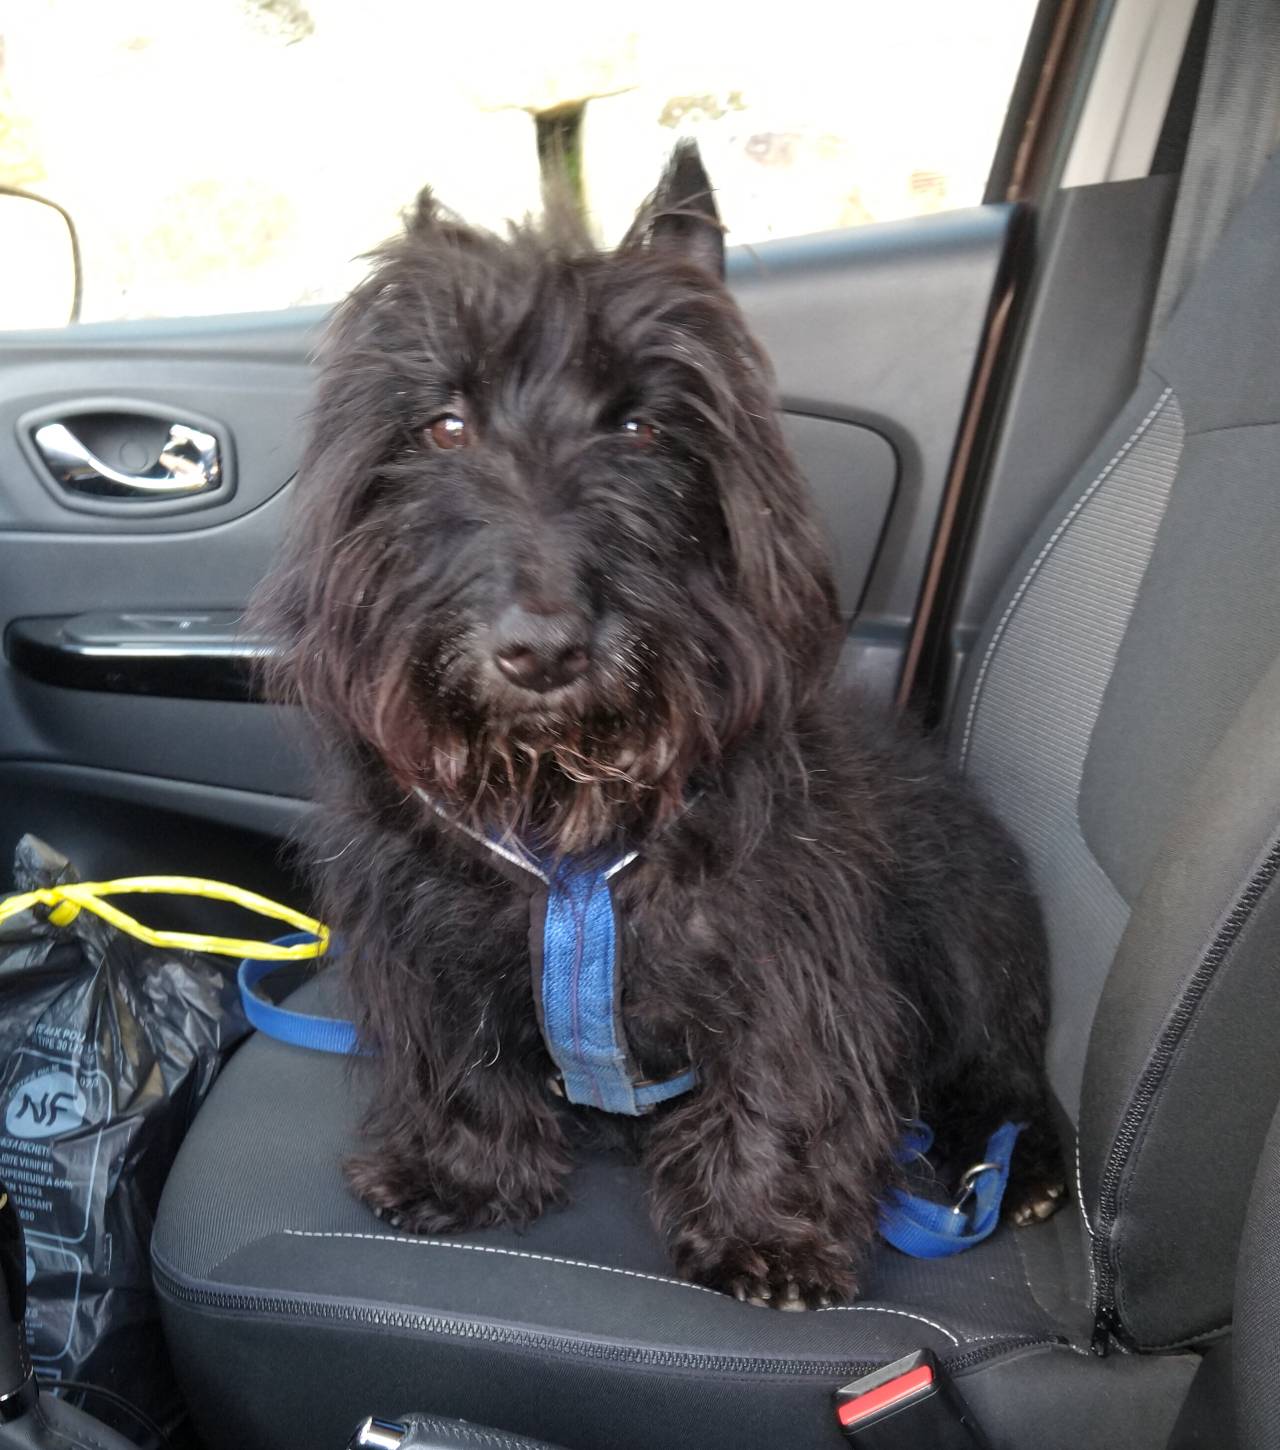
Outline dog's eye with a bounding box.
[425,414,470,450]
[620,419,659,448]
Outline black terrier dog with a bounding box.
[256,143,1058,1307]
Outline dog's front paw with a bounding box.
[345,1146,567,1234]
[368,1200,462,1234]
[675,1238,857,1310]
[729,1275,842,1311]
[346,1154,474,1234]
[1006,1177,1066,1227]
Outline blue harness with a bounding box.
[534,853,698,1114]
[238,816,1019,1258]
[444,820,698,1114]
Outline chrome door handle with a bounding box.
[33,420,221,498]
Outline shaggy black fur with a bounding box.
[254,143,1059,1306]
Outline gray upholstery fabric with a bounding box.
[1076,154,1280,1348]
[955,378,1183,1118]
[1080,141,1280,900]
[1081,653,1280,1348]
[1148,164,1280,438]
[153,997,1195,1450]
[1080,425,1280,900]
[1145,0,1280,345]
[1166,1342,1235,1450]
[956,149,1280,1351]
[1235,1097,1280,1450]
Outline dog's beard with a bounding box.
[362,630,712,854]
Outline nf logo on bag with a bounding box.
[4,1069,87,1139]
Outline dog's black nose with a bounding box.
[491,606,591,693]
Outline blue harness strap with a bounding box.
[235,835,698,1116]
[879,1120,1022,1258]
[538,856,696,1114]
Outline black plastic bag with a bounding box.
[0,835,251,1427]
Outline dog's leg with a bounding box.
[644,1059,889,1309]
[925,1054,1066,1230]
[1004,1103,1067,1226]
[346,1061,572,1234]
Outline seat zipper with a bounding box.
[152,1258,1057,1380]
[1090,834,1280,1347]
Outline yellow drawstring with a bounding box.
[0,876,328,961]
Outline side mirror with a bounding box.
[0,187,82,329]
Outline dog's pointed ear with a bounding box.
[403,186,493,255]
[406,186,440,236]
[632,141,725,279]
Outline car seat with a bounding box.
[152,118,1280,1450]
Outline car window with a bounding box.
[1,0,1038,326]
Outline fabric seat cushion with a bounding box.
[153,982,1196,1450]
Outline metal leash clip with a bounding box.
[952,1161,1001,1216]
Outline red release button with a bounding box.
[837,1364,935,1428]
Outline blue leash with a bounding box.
[237,932,361,1056]
[879,1120,1022,1258]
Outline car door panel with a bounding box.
[731,204,1014,680]
[0,758,314,927]
[0,336,315,531]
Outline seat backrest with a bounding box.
[952,147,1280,1350]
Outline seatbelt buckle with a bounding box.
[835,1349,989,1448]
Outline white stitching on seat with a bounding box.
[957,386,1174,769]
[1075,1138,1094,1241]
[1140,1317,1231,1353]
[1077,1133,1101,1316]
[810,1304,960,1345]
[282,1229,720,1294]
[281,1230,965,1343]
